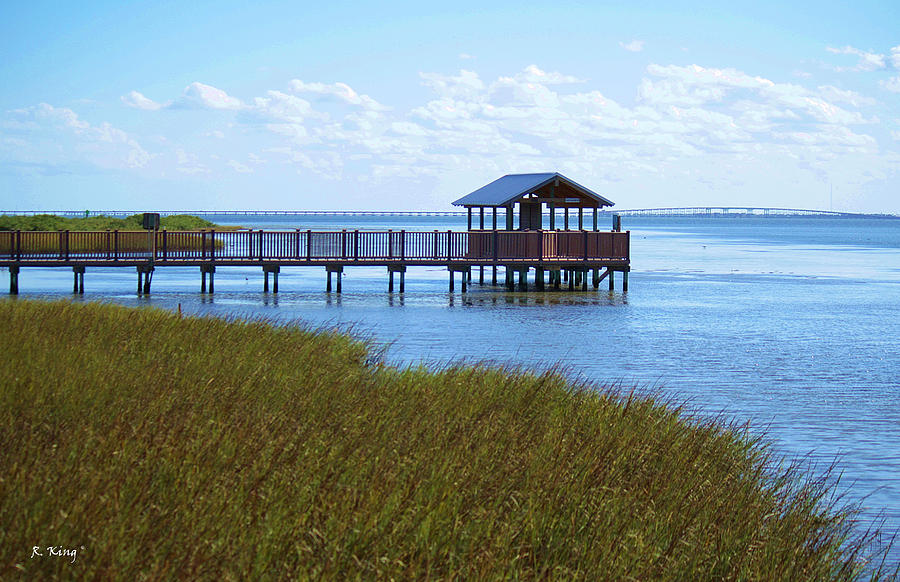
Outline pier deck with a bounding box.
[1,229,630,294]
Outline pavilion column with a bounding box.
[492,208,498,230]
[564,208,569,230]
[593,208,598,231]
[506,206,514,230]
[549,201,556,230]
[479,208,484,230]
[467,207,472,231]
[578,208,583,230]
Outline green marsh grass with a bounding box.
[0,213,230,232]
[0,300,894,580]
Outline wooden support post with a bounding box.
[326,270,332,293]
[623,270,629,292]
[593,208,599,231]
[467,267,471,283]
[518,268,527,290]
[506,206,513,230]
[593,268,600,289]
[553,270,561,290]
[578,208,583,230]
[200,265,216,294]
[467,207,472,231]
[389,270,394,293]
[581,269,588,292]
[327,266,343,293]
[564,208,569,230]
[575,270,582,287]
[9,265,19,295]
[564,269,569,282]
[609,270,615,292]
[505,267,514,290]
[137,265,153,295]
[492,266,497,285]
[479,266,484,285]
[461,271,467,293]
[549,202,556,230]
[536,268,544,290]
[72,266,85,294]
[449,270,454,292]
[568,270,574,291]
[262,265,280,293]
[479,208,484,230]
[400,270,405,293]
[492,208,497,230]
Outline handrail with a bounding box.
[0,230,630,263]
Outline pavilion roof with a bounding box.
[452,172,614,208]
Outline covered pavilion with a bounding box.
[452,172,615,231]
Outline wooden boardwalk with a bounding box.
[1,229,630,294]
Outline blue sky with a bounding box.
[1,0,898,211]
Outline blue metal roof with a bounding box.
[452,172,614,207]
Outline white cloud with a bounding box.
[177,82,243,110]
[420,70,486,100]
[816,85,876,107]
[288,80,387,111]
[121,90,164,110]
[826,45,887,71]
[516,65,584,85]
[880,76,900,93]
[228,159,253,173]
[1,103,150,171]
[175,148,209,174]
[891,46,900,69]
[458,53,476,60]
[6,61,896,211]
[619,40,645,52]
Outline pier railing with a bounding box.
[0,229,629,264]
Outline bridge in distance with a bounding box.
[2,207,896,218]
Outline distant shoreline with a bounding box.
[2,208,898,219]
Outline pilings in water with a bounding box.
[263,264,280,293]
[9,265,19,295]
[388,265,406,293]
[136,265,154,295]
[3,263,629,296]
[73,266,85,294]
[326,265,343,293]
[449,266,468,292]
[200,264,215,294]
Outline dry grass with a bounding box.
[0,299,894,580]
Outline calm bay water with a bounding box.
[5,213,900,561]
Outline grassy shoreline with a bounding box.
[0,300,894,579]
[0,213,232,232]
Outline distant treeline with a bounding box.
[0,213,226,232]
